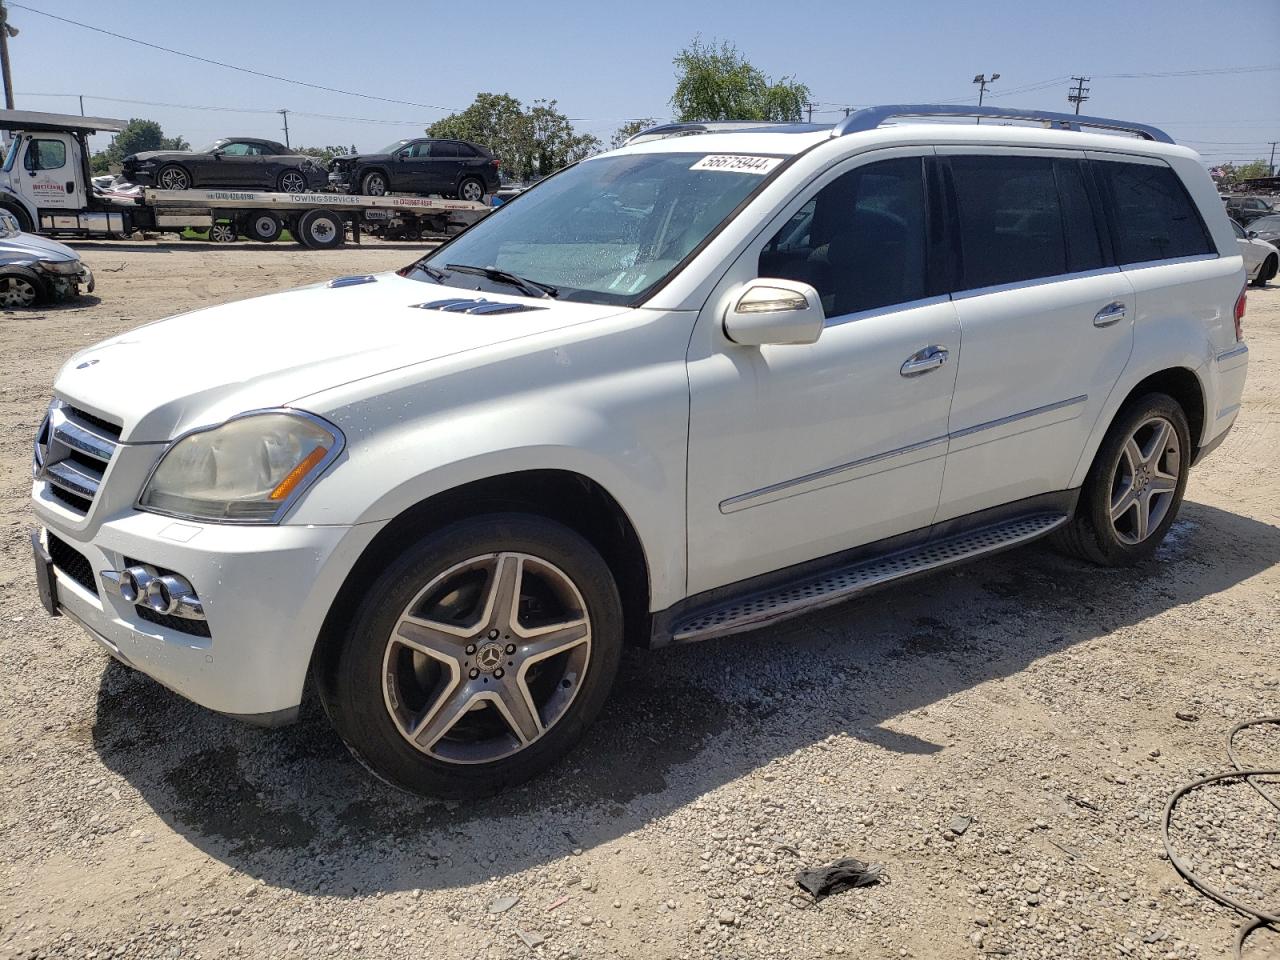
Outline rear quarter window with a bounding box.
[1096,161,1214,264]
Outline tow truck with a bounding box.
[0,110,491,247]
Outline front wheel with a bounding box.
[1252,254,1277,287]
[0,272,45,307]
[320,514,623,798]
[361,171,388,196]
[1055,392,1191,566]
[156,164,190,190]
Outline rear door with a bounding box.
[21,135,83,210]
[935,148,1134,521]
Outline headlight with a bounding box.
[138,410,344,523]
[38,259,82,275]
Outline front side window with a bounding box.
[1231,220,1246,239]
[407,142,432,159]
[2,137,20,172]
[759,156,928,316]
[219,142,258,157]
[1096,161,1214,264]
[414,152,778,305]
[26,139,67,171]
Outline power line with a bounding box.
[8,3,461,113]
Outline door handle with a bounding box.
[900,345,949,377]
[1093,301,1127,327]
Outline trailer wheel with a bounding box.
[209,222,238,243]
[247,212,283,243]
[297,210,345,249]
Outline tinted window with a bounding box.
[1097,161,1213,264]
[456,143,478,157]
[433,142,460,159]
[951,155,1079,288]
[759,156,928,316]
[1054,160,1105,273]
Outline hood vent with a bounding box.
[414,298,546,315]
[327,275,378,288]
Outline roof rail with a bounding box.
[832,105,1174,144]
[624,120,828,145]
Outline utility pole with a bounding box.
[0,2,17,111]
[278,108,290,148]
[1067,76,1091,115]
[843,106,851,118]
[1270,141,1278,176]
[804,101,815,123]
[973,73,999,123]
[79,94,85,116]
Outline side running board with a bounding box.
[671,512,1069,643]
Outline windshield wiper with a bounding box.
[444,263,558,299]
[415,264,448,283]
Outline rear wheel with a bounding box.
[246,211,282,243]
[297,209,344,249]
[1055,392,1190,566]
[320,514,623,798]
[156,164,190,190]
[0,272,44,307]
[278,169,308,194]
[1252,254,1277,287]
[361,171,388,196]
[457,177,485,202]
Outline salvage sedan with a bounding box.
[0,211,94,307]
[122,138,328,193]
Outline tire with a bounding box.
[277,169,308,194]
[360,170,388,197]
[320,514,624,798]
[0,271,46,307]
[1054,392,1191,566]
[1252,254,1277,287]
[208,222,237,243]
[246,211,282,243]
[0,203,33,233]
[457,177,485,202]
[156,164,191,191]
[296,209,344,249]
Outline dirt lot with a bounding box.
[1,241,1277,960]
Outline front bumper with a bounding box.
[327,170,354,193]
[32,494,383,721]
[41,263,93,301]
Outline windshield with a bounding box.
[2,137,20,172]
[380,139,411,155]
[198,140,227,153]
[413,152,782,305]
[1251,215,1280,232]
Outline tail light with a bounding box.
[491,158,500,169]
[1234,283,1246,342]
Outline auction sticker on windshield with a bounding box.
[690,155,783,174]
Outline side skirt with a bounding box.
[652,489,1078,647]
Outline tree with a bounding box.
[427,93,600,181]
[296,144,359,164]
[1235,159,1272,181]
[670,38,809,123]
[90,117,189,173]
[610,119,655,150]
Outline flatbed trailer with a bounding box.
[0,109,490,247]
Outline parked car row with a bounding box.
[119,136,499,200]
[1222,193,1276,225]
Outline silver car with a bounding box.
[0,211,94,307]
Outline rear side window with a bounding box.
[433,142,461,159]
[950,155,1098,289]
[1096,161,1213,264]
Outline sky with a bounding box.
[7,0,1280,166]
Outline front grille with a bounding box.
[46,532,98,597]
[34,401,122,517]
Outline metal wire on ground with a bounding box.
[1161,718,1280,959]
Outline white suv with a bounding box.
[31,106,1250,797]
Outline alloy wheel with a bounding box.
[0,276,38,307]
[280,171,307,193]
[364,174,387,196]
[158,167,190,190]
[381,552,592,764]
[460,179,484,202]
[1109,416,1180,544]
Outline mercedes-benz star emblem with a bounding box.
[476,643,504,672]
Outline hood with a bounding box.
[52,272,628,442]
[0,231,79,262]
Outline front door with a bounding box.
[686,150,960,595]
[22,135,82,210]
[208,141,264,187]
[934,148,1135,521]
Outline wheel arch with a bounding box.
[1071,364,1207,488]
[0,196,34,232]
[310,469,653,693]
[359,166,390,190]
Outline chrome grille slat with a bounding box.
[33,400,122,516]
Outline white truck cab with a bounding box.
[31,105,1249,798]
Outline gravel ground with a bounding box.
[1,240,1277,960]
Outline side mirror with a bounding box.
[723,278,825,346]
[1247,230,1258,239]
